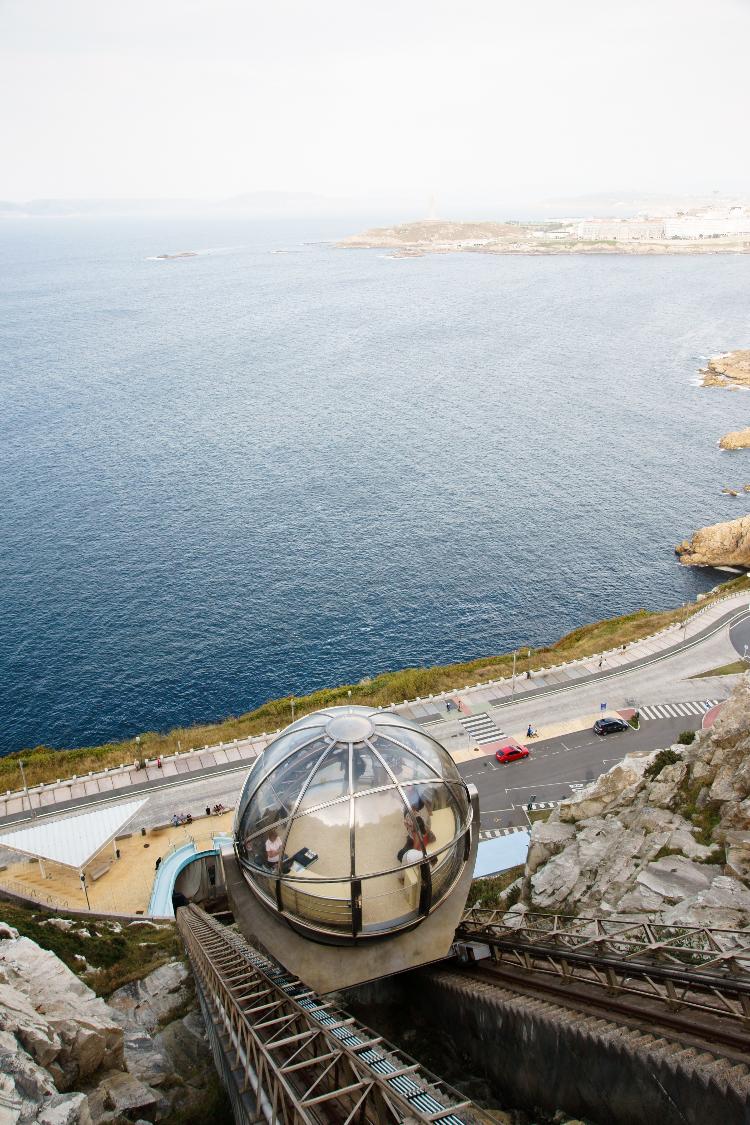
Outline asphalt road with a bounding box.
[458,711,704,831]
[729,616,750,661]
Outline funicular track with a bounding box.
[177,904,486,1125]
[455,908,750,1057]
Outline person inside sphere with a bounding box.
[265,827,284,868]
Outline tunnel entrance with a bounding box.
[172,853,232,920]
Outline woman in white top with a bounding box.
[265,828,283,867]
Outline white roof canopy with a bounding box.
[0,798,148,872]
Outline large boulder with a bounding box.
[526,819,575,875]
[700,349,750,388]
[0,936,123,1088]
[719,427,750,450]
[676,515,750,567]
[558,753,651,823]
[0,1033,92,1125]
[660,875,750,928]
[36,1094,92,1125]
[85,1070,157,1124]
[0,981,61,1069]
[647,761,690,809]
[635,856,714,903]
[107,962,191,1035]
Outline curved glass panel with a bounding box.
[352,745,392,792]
[234,705,471,938]
[375,727,447,778]
[354,787,411,876]
[267,739,334,811]
[253,728,330,786]
[295,747,349,812]
[361,870,420,934]
[239,816,291,868]
[239,778,291,844]
[283,801,351,881]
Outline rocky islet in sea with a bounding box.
[675,349,750,566]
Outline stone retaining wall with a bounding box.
[352,967,750,1125]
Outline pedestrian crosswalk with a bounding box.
[639,700,719,721]
[459,712,506,746]
[479,826,528,840]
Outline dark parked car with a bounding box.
[593,717,629,736]
[495,744,530,764]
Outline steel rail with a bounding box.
[178,903,482,1125]
[456,909,750,1025]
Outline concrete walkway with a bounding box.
[398,593,749,754]
[2,590,748,826]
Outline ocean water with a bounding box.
[2,216,749,754]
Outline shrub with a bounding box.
[644,748,679,780]
[678,730,696,745]
[654,846,683,861]
[505,884,521,909]
[466,867,525,909]
[704,846,726,866]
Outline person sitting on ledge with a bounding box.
[399,847,424,882]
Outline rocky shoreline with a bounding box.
[676,515,750,568]
[675,350,750,566]
[700,349,750,389]
[338,220,750,257]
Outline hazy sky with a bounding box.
[2,0,749,203]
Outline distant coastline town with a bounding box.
[339,202,750,256]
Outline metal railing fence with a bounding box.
[457,908,750,1024]
[177,903,482,1125]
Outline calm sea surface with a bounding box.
[2,216,749,754]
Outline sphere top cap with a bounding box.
[325,713,374,743]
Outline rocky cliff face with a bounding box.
[676,514,750,567]
[0,924,216,1124]
[522,677,750,926]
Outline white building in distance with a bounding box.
[576,219,665,241]
[664,214,750,239]
[577,206,750,242]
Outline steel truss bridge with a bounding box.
[178,903,750,1124]
[177,904,488,1125]
[456,908,750,1029]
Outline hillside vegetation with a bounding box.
[3,576,748,789]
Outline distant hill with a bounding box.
[339,219,521,249]
[541,190,750,217]
[0,191,357,219]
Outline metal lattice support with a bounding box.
[456,909,750,1025]
[178,904,482,1125]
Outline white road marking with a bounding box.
[504,781,577,791]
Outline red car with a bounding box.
[495,744,530,764]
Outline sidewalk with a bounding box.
[0,736,270,822]
[395,592,749,731]
[2,590,747,825]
